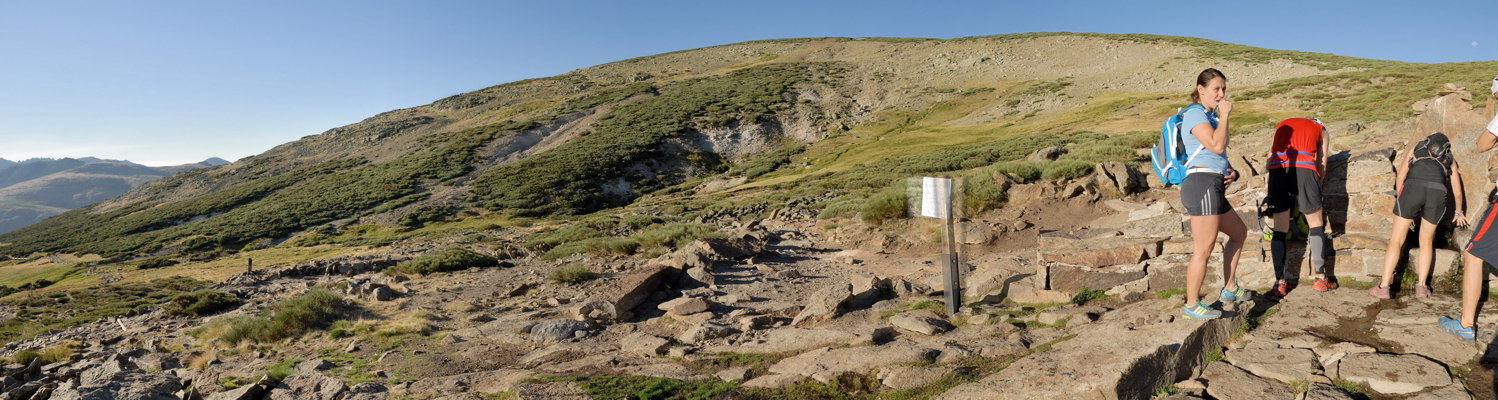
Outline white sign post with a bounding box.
[919,177,960,315]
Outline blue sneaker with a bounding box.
[1439,316,1475,341]
[1219,286,1250,303]
[1182,301,1222,319]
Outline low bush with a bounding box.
[137,257,179,270]
[861,186,908,225]
[165,289,240,317]
[1041,160,1094,181]
[398,204,457,228]
[963,172,1007,214]
[548,264,597,283]
[386,247,500,275]
[219,289,347,345]
[991,161,1043,182]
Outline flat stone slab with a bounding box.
[1337,352,1451,394]
[1200,361,1296,400]
[1370,299,1480,366]
[767,343,940,383]
[1225,347,1320,383]
[702,327,860,354]
[939,299,1254,399]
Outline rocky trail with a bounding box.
[2,89,1498,399]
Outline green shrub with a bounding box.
[386,247,500,275]
[816,198,864,219]
[219,289,347,345]
[1071,287,1108,305]
[861,187,908,225]
[1063,145,1137,163]
[547,375,735,400]
[991,161,1043,182]
[137,257,179,270]
[165,289,240,317]
[548,264,597,283]
[1041,160,1094,181]
[541,237,640,261]
[267,358,301,381]
[398,204,457,228]
[963,172,1007,214]
[633,223,723,251]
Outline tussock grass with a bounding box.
[549,264,598,283]
[385,247,499,276]
[164,289,240,317]
[212,289,348,346]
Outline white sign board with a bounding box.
[919,177,951,220]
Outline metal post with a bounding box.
[944,181,961,315]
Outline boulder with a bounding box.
[792,283,853,326]
[622,333,672,357]
[678,322,738,344]
[657,297,711,316]
[878,365,958,390]
[1037,239,1160,267]
[888,310,955,335]
[1200,361,1296,400]
[1028,145,1068,161]
[1047,262,1147,292]
[587,265,676,321]
[529,319,596,343]
[267,373,346,400]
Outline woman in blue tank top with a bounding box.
[1178,68,1249,320]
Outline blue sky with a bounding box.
[1,1,1493,166]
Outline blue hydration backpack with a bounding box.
[1150,104,1208,187]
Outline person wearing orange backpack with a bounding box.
[1440,75,1498,340]
[1263,118,1332,297]
[1369,131,1467,300]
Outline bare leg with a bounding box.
[1378,216,1416,288]
[1414,219,1440,287]
[1461,252,1484,326]
[1187,213,1222,307]
[1219,210,1248,290]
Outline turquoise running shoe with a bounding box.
[1219,286,1250,303]
[1439,316,1475,341]
[1182,301,1222,319]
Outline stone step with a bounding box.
[939,298,1262,399]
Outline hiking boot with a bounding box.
[1312,276,1338,292]
[1439,316,1476,341]
[1270,280,1290,297]
[1367,285,1391,299]
[1182,302,1223,319]
[1415,284,1431,298]
[1219,286,1250,303]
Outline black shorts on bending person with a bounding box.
[1392,179,1448,224]
[1264,168,1322,215]
[1181,172,1233,216]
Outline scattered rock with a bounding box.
[529,319,596,343]
[888,310,954,335]
[1200,361,1295,400]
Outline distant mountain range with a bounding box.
[0,157,227,234]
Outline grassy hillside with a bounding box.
[0,32,1493,274]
